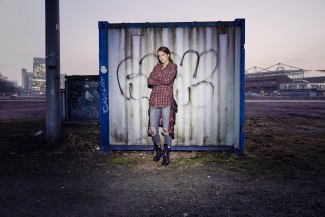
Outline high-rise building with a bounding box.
[31,57,46,95]
[21,68,33,92]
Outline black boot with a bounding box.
[162,144,171,166]
[153,144,162,161]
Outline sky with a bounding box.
[0,0,325,85]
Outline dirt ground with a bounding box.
[0,97,324,217]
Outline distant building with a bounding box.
[21,68,33,93]
[245,75,292,95]
[279,76,325,97]
[245,63,308,96]
[31,57,46,95]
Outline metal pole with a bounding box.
[45,0,61,143]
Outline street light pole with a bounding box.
[45,0,61,143]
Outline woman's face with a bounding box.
[157,51,170,64]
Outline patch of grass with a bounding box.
[1,115,324,180]
[0,118,46,155]
[244,116,325,178]
[62,122,100,152]
[172,152,206,169]
[108,153,137,165]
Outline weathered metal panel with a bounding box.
[65,75,99,121]
[99,20,245,150]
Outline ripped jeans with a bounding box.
[149,106,171,147]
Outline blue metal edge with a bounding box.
[106,19,244,29]
[110,145,234,151]
[98,21,109,153]
[235,18,245,155]
[98,21,109,29]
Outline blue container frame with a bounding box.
[98,19,245,154]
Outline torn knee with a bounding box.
[149,127,157,136]
[162,128,169,136]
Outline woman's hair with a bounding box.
[157,46,173,63]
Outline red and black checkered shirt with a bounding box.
[148,62,177,108]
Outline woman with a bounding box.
[147,46,177,166]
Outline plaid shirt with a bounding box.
[148,62,177,108]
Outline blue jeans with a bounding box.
[149,106,171,147]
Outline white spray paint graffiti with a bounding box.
[85,91,94,101]
[100,66,107,74]
[100,66,109,114]
[106,27,241,146]
[67,80,100,120]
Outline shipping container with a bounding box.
[98,19,245,153]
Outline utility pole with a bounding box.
[45,0,61,142]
